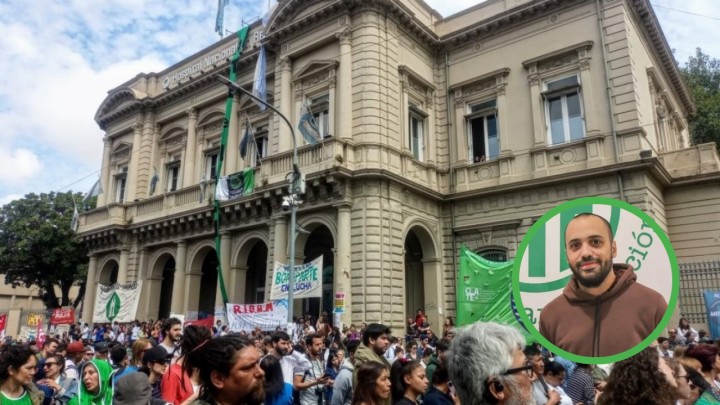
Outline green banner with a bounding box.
[457,246,532,341]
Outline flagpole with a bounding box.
[217,75,301,325]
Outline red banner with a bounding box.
[0,314,6,335]
[51,308,75,325]
[184,316,214,330]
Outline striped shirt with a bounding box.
[565,367,595,405]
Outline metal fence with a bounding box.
[679,261,720,325]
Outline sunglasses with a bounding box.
[43,362,58,368]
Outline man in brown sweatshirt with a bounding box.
[539,213,667,357]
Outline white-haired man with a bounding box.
[447,322,537,405]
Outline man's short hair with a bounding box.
[447,322,525,404]
[362,323,391,346]
[305,333,323,347]
[658,336,669,344]
[523,344,541,358]
[346,339,361,355]
[43,338,58,348]
[162,317,181,334]
[432,365,451,385]
[271,331,290,344]
[566,212,614,241]
[436,339,450,353]
[110,345,128,364]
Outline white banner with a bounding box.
[93,281,143,323]
[270,256,323,300]
[226,300,288,333]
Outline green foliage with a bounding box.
[0,192,89,309]
[681,48,720,148]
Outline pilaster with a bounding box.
[183,108,198,187]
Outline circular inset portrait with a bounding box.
[512,197,679,363]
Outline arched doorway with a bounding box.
[245,242,268,304]
[405,231,425,319]
[302,225,334,319]
[403,224,441,332]
[158,257,175,320]
[98,259,119,286]
[199,251,219,319]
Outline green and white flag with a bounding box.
[93,281,143,323]
[215,168,254,201]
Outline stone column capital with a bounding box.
[279,56,292,73]
[336,28,352,46]
[186,108,198,120]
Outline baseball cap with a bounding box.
[143,346,172,365]
[114,372,152,405]
[94,342,109,353]
[67,341,85,354]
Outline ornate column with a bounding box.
[148,124,161,196]
[527,69,546,146]
[218,232,232,305]
[127,121,143,202]
[183,108,198,187]
[334,205,352,325]
[171,241,187,315]
[578,57,599,136]
[226,95,240,175]
[97,138,112,206]
[118,248,130,284]
[137,112,156,197]
[425,90,436,165]
[82,255,98,323]
[336,28,352,139]
[279,56,293,152]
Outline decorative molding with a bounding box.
[336,28,352,46]
[451,68,510,104]
[522,41,593,70]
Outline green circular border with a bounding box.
[511,196,680,364]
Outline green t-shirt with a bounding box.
[1,389,33,405]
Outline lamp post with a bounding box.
[216,76,302,327]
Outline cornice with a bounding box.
[522,41,593,69]
[630,0,695,115]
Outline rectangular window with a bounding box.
[115,167,127,203]
[310,94,331,138]
[467,99,500,163]
[252,125,269,167]
[206,153,218,179]
[167,164,180,192]
[544,75,585,145]
[410,113,425,161]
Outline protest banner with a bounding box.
[93,281,143,323]
[270,256,323,300]
[51,308,75,325]
[704,291,720,339]
[226,300,288,332]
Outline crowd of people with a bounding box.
[1,312,719,405]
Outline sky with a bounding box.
[0,0,716,206]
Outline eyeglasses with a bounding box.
[43,362,58,368]
[501,361,534,378]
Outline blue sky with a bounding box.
[0,0,716,205]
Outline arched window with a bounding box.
[476,248,508,262]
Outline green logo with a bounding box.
[105,292,121,321]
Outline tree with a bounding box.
[0,192,89,309]
[680,48,720,148]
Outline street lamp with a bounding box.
[216,76,302,328]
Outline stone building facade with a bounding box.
[78,0,720,332]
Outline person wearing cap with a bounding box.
[65,342,85,381]
[142,345,173,400]
[93,343,109,363]
[81,346,94,366]
[115,372,170,405]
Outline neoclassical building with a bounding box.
[78,0,720,331]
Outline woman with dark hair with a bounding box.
[162,325,211,405]
[325,349,341,403]
[679,318,699,344]
[0,345,44,404]
[597,346,675,405]
[37,354,79,404]
[685,344,720,403]
[259,354,292,405]
[185,335,265,405]
[142,345,173,399]
[665,358,700,405]
[390,359,427,405]
[441,318,454,337]
[351,361,391,405]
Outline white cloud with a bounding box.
[0,194,25,207]
[0,148,42,186]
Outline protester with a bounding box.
[92,343,109,363]
[269,331,311,385]
[524,345,560,405]
[259,354,293,405]
[160,318,183,363]
[0,345,45,404]
[185,335,265,405]
[390,358,427,405]
[425,339,448,385]
[659,337,674,358]
[422,365,457,405]
[130,338,154,372]
[64,342,85,381]
[685,344,720,398]
[446,322,536,405]
[597,346,675,405]
[678,318,699,345]
[143,345,173,400]
[405,342,420,362]
[351,361,392,405]
[296,333,332,405]
[565,364,595,405]
[332,340,361,405]
[114,371,169,405]
[68,359,114,405]
[37,354,78,404]
[325,349,341,403]
[162,325,210,405]
[666,358,699,405]
[354,323,392,394]
[442,318,454,338]
[542,361,573,405]
[110,345,132,383]
[35,338,60,381]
